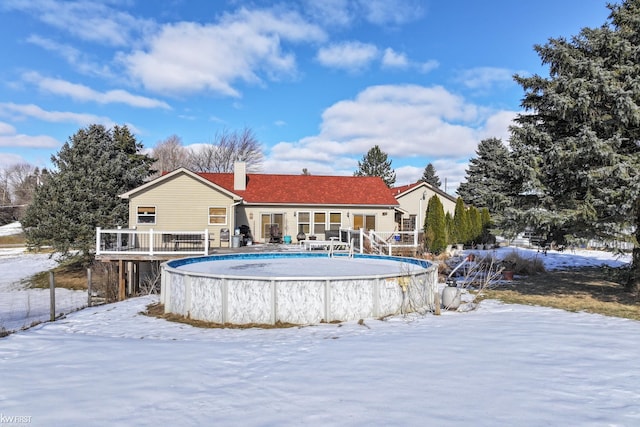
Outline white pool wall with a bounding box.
[161,253,438,325]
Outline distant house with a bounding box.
[391,181,457,231]
[118,163,399,245]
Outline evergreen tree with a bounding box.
[457,138,511,220]
[451,197,469,244]
[21,124,153,262]
[444,211,454,245]
[507,0,640,291]
[479,207,494,244]
[423,195,446,254]
[354,145,396,187]
[467,206,482,245]
[419,163,441,188]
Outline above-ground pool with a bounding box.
[161,252,438,325]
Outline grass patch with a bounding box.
[29,261,89,291]
[478,267,640,320]
[0,233,26,245]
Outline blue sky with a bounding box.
[0,0,613,193]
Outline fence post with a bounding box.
[204,229,209,255]
[49,272,55,322]
[87,268,92,307]
[149,228,154,256]
[96,227,101,255]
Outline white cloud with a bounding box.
[0,122,16,135]
[0,122,59,148]
[0,153,27,168]
[316,41,379,71]
[0,133,60,148]
[479,110,518,143]
[381,48,409,69]
[0,104,141,136]
[302,0,421,28]
[0,103,116,128]
[358,0,423,26]
[265,84,517,191]
[26,35,113,78]
[23,72,171,109]
[3,0,155,47]
[419,60,439,74]
[122,8,326,96]
[302,0,352,27]
[458,67,515,90]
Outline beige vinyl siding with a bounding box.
[395,185,456,231]
[128,172,234,231]
[240,206,397,243]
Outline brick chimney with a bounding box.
[234,162,246,191]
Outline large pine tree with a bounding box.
[507,0,640,291]
[419,163,441,188]
[354,145,396,187]
[457,137,511,219]
[22,124,154,262]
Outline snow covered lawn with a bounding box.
[0,248,88,333]
[1,295,639,426]
[0,226,638,426]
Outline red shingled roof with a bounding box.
[198,173,398,206]
[391,182,418,196]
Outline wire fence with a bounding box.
[0,287,88,335]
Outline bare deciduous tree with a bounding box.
[0,163,42,222]
[151,135,189,177]
[188,127,263,173]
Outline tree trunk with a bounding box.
[626,197,640,293]
[629,247,640,293]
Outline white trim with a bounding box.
[208,206,228,225]
[136,205,156,225]
[119,168,241,200]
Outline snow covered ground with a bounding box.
[0,221,88,333]
[1,220,638,426]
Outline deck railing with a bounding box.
[96,227,422,258]
[339,228,420,255]
[96,227,210,257]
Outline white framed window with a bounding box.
[297,211,310,234]
[313,212,326,235]
[137,206,156,224]
[329,212,342,231]
[208,206,227,225]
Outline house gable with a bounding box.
[126,169,237,231]
[392,181,457,229]
[120,168,240,201]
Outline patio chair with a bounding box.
[269,224,282,243]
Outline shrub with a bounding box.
[500,250,546,275]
